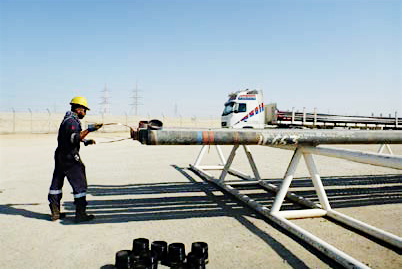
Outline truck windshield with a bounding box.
[222,102,235,116]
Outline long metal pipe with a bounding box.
[132,128,402,146]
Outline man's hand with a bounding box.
[83,139,96,146]
[87,123,103,132]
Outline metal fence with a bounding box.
[0,111,221,134]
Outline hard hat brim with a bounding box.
[70,102,90,110]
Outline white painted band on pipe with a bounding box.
[302,146,402,170]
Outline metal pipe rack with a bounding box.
[130,125,402,268]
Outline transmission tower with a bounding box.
[130,82,142,115]
[100,84,111,115]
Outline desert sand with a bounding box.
[0,132,401,268]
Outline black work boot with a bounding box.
[74,197,95,223]
[49,203,66,221]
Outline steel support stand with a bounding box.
[190,143,402,268]
[378,144,394,155]
[303,153,332,210]
[270,148,303,214]
[219,145,239,182]
[242,145,261,181]
[193,145,227,170]
[193,144,263,182]
[190,157,370,269]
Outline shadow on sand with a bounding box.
[2,168,400,268]
[0,203,49,221]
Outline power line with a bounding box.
[130,82,142,115]
[100,84,111,115]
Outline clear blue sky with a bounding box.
[1,0,401,118]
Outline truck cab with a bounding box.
[221,89,265,129]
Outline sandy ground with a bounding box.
[0,132,401,269]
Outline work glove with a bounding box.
[83,139,96,146]
[87,123,103,132]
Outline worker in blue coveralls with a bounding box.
[48,96,102,223]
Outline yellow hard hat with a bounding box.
[70,96,90,110]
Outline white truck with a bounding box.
[221,89,265,129]
[221,89,401,129]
